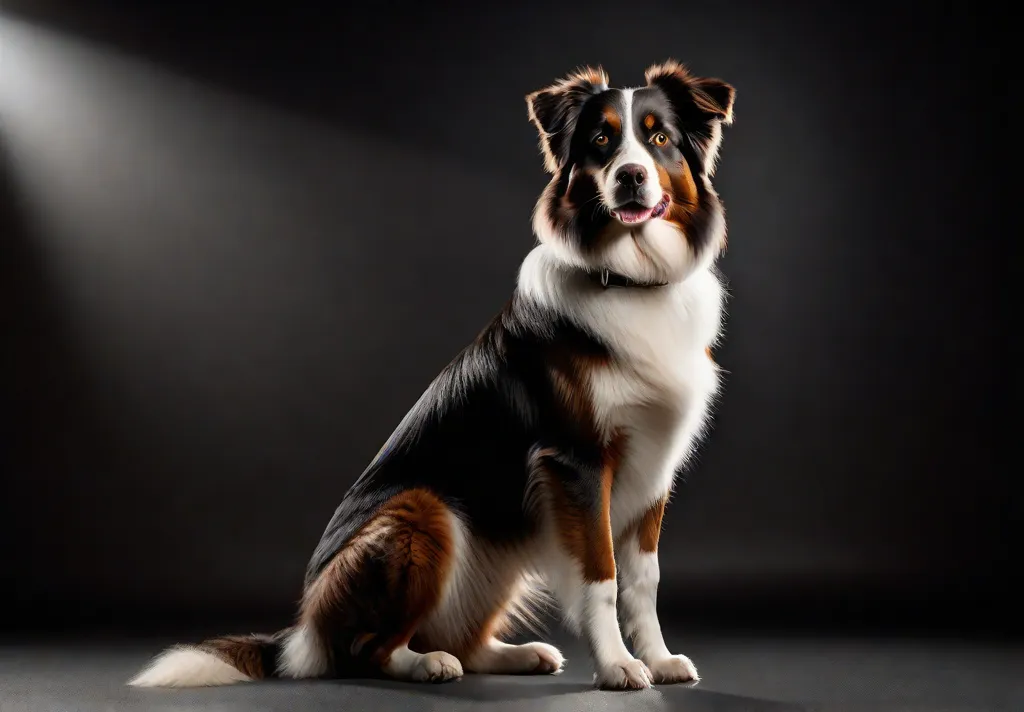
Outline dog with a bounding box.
[129,60,735,691]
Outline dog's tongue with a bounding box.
[613,206,654,224]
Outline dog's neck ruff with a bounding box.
[586,268,671,290]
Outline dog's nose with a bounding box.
[615,164,647,187]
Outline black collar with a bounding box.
[587,268,670,290]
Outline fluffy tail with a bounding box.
[128,630,292,688]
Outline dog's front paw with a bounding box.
[593,658,653,690]
[646,654,699,684]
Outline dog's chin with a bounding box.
[609,194,671,226]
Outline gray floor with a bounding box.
[1,631,1021,712]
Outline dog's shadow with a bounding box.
[321,675,794,710]
[333,673,593,703]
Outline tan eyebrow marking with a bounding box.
[644,113,656,130]
[603,105,621,133]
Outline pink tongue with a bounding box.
[616,207,653,224]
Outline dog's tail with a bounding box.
[128,625,329,688]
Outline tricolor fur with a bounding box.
[130,60,736,691]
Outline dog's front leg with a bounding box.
[615,497,699,684]
[538,453,653,690]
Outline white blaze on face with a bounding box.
[601,89,662,210]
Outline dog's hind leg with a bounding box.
[283,488,464,683]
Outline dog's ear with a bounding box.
[645,60,735,174]
[526,66,609,174]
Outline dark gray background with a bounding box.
[1,0,1013,635]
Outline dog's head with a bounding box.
[526,62,735,284]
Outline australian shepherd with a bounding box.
[129,60,736,691]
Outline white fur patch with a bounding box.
[600,89,663,211]
[518,245,724,537]
[278,624,330,679]
[463,639,564,674]
[417,510,551,652]
[580,580,632,666]
[127,646,251,688]
[383,645,463,682]
[616,544,671,663]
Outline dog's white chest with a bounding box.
[586,267,723,418]
[516,248,726,531]
[585,269,725,532]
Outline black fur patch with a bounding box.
[305,293,613,584]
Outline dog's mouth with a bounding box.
[610,194,671,225]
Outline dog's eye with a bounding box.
[593,134,609,147]
[651,132,669,147]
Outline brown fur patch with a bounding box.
[547,348,610,442]
[201,634,277,679]
[545,433,627,582]
[565,65,610,89]
[603,105,621,133]
[706,346,714,362]
[636,498,667,553]
[618,497,668,554]
[656,161,700,234]
[644,113,656,130]
[645,59,695,86]
[473,605,514,648]
[549,360,594,434]
[297,488,455,668]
